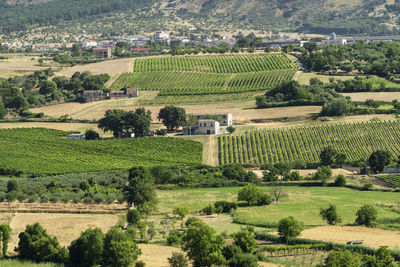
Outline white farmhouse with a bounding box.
[82,40,98,48]
[154,31,170,41]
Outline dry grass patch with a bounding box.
[138,244,184,267]
[342,92,400,102]
[7,213,119,252]
[302,226,400,250]
[296,72,355,85]
[0,54,59,78]
[0,122,102,134]
[55,58,133,77]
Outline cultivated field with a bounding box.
[0,128,202,175]
[0,122,102,134]
[342,92,400,102]
[55,58,133,77]
[31,97,321,123]
[4,213,119,252]
[302,226,400,249]
[110,54,297,95]
[0,54,59,78]
[220,120,400,165]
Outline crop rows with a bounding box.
[111,70,296,95]
[0,128,203,175]
[133,54,296,73]
[378,175,400,187]
[219,121,400,165]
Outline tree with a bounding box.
[103,228,141,267]
[368,150,391,173]
[0,101,6,119]
[233,229,257,253]
[0,224,11,258]
[320,204,342,225]
[271,187,287,203]
[7,179,19,192]
[226,126,236,134]
[313,166,332,186]
[222,164,246,181]
[355,205,377,227]
[278,216,304,241]
[321,98,353,116]
[127,209,141,226]
[320,146,337,166]
[321,249,361,267]
[334,174,346,186]
[173,206,191,220]
[335,152,347,166]
[98,108,152,138]
[16,223,68,263]
[238,184,271,206]
[84,129,99,140]
[68,228,104,267]
[181,220,225,267]
[158,106,187,131]
[124,167,158,215]
[228,253,258,267]
[168,252,189,267]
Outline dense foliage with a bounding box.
[219,120,400,165]
[0,128,202,175]
[111,54,297,95]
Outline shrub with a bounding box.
[168,252,189,267]
[320,204,342,225]
[214,201,238,213]
[185,217,202,227]
[278,216,304,241]
[228,253,258,267]
[127,209,141,226]
[222,244,242,260]
[238,184,271,206]
[233,229,257,253]
[135,260,146,267]
[202,204,215,215]
[167,230,182,246]
[355,205,377,227]
[334,174,346,186]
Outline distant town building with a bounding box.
[98,40,115,48]
[255,40,303,49]
[193,113,232,126]
[66,134,85,140]
[321,35,400,46]
[92,47,112,58]
[330,32,337,40]
[82,40,98,48]
[154,31,170,41]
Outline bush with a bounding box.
[313,166,332,186]
[185,217,202,227]
[85,129,100,140]
[222,244,242,260]
[320,204,342,225]
[167,230,182,246]
[355,205,377,227]
[233,229,257,253]
[202,204,215,215]
[127,209,141,226]
[238,184,271,206]
[214,201,238,213]
[228,253,258,267]
[321,249,361,267]
[278,216,304,241]
[334,174,346,186]
[168,252,189,267]
[135,260,146,267]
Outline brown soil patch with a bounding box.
[342,92,400,102]
[302,226,400,249]
[56,58,133,77]
[138,244,184,267]
[7,213,119,253]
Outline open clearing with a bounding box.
[0,54,59,78]
[31,98,321,123]
[295,71,355,85]
[157,187,400,228]
[342,92,400,102]
[6,213,119,252]
[302,226,400,249]
[138,244,183,267]
[55,58,133,77]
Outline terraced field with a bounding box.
[110,54,297,95]
[219,120,400,165]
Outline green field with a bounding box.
[219,120,400,165]
[111,54,297,95]
[0,260,61,267]
[0,128,202,175]
[157,186,400,227]
[377,175,400,187]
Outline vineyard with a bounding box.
[219,121,400,165]
[110,54,297,95]
[0,128,202,175]
[377,175,400,187]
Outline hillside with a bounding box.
[0,0,398,45]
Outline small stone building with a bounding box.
[82,90,107,102]
[193,113,232,126]
[109,88,139,98]
[93,47,111,58]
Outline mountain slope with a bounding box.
[0,0,397,42]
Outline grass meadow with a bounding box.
[157,186,400,227]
